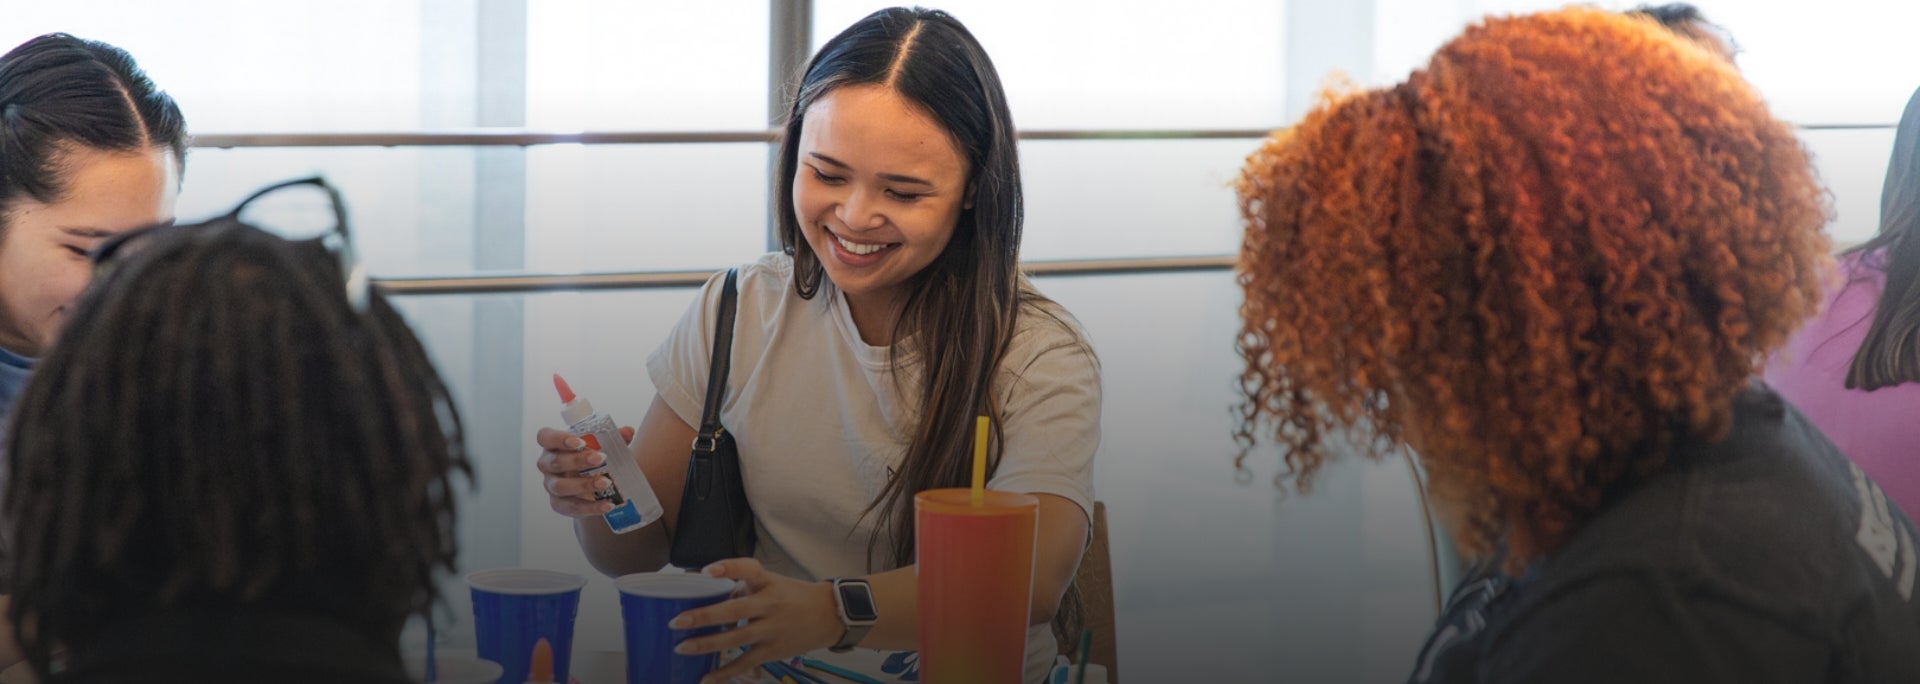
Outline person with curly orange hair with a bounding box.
[1235,8,1920,682]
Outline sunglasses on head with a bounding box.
[89,176,368,313]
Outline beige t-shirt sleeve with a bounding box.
[645,268,729,430]
[989,320,1102,522]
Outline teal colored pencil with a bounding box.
[768,661,830,684]
[795,657,887,684]
[1073,629,1093,684]
[762,661,813,684]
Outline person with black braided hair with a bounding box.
[2,191,471,683]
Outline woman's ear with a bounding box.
[964,181,977,210]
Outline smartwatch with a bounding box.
[828,577,878,652]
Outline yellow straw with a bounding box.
[971,415,989,505]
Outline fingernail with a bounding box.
[668,616,689,629]
[595,477,612,490]
[565,437,584,450]
[589,451,606,465]
[703,564,724,577]
[599,501,614,513]
[674,640,695,655]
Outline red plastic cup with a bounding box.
[915,488,1038,684]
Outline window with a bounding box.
[1432,0,1913,244]
[815,1,1287,130]
[527,1,768,131]
[11,5,1888,683]
[0,2,435,133]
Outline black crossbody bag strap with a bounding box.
[671,268,754,568]
[694,268,738,455]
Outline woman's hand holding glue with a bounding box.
[538,375,666,533]
[535,425,630,518]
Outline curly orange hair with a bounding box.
[1234,8,1831,570]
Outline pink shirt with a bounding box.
[1765,251,1920,519]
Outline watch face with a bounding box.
[840,582,879,621]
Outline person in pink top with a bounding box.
[1766,85,1920,519]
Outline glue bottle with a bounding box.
[555,374,662,534]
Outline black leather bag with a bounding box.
[668,268,757,569]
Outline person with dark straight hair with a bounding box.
[5,180,470,682]
[0,31,187,673]
[1627,2,1740,64]
[1767,86,1920,518]
[533,7,1099,683]
[0,32,187,419]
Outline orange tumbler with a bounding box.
[916,488,1039,684]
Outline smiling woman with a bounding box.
[793,83,972,345]
[0,147,178,349]
[0,32,186,400]
[532,7,1101,684]
[0,30,187,675]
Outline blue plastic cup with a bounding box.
[616,572,738,684]
[467,568,587,684]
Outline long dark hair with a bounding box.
[0,33,187,219]
[1845,86,1920,390]
[773,6,1089,626]
[4,221,469,675]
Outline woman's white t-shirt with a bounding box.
[645,253,1100,683]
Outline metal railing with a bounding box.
[193,126,1268,295]
[196,120,1880,296]
[374,254,1240,296]
[191,128,1292,149]
[187,122,1896,149]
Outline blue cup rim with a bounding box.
[465,567,588,596]
[614,572,737,600]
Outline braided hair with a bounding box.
[4,218,469,673]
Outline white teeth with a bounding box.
[836,234,890,256]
